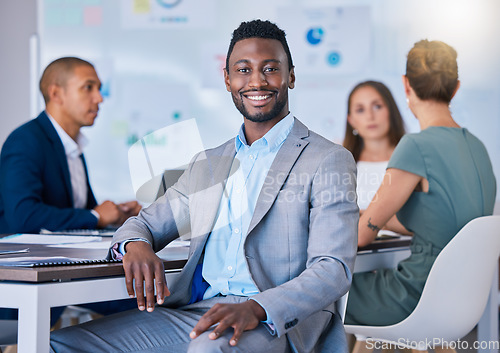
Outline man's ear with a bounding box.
[223,68,231,92]
[48,84,63,105]
[288,67,295,89]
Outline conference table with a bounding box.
[0,235,497,353]
[0,236,188,353]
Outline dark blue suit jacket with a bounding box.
[0,111,98,233]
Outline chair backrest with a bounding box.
[336,292,349,323]
[388,215,500,343]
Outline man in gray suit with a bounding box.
[50,19,358,353]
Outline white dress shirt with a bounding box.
[47,114,89,209]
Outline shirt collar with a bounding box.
[46,111,88,159]
[235,113,295,152]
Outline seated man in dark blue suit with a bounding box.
[0,57,141,233]
[0,57,140,323]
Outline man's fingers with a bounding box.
[121,242,165,312]
[134,274,146,311]
[190,305,223,339]
[208,319,231,340]
[155,262,170,304]
[208,317,232,340]
[123,266,136,298]
[125,264,167,310]
[143,264,157,312]
[229,326,244,346]
[190,302,264,345]
[132,261,151,311]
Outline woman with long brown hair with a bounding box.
[343,80,405,211]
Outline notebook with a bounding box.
[0,256,121,267]
[40,227,116,237]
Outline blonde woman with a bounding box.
[345,40,496,326]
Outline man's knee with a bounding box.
[187,332,237,353]
[187,328,289,353]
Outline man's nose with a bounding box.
[95,90,104,103]
[248,71,267,88]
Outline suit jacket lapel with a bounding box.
[37,112,74,207]
[190,141,236,249]
[247,118,309,235]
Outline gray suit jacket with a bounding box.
[112,118,358,353]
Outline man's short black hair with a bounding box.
[225,19,294,72]
[39,57,94,104]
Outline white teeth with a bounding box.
[247,95,270,101]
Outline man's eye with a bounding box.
[264,67,278,73]
[355,108,364,114]
[237,68,250,73]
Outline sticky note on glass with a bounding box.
[84,6,103,26]
[133,0,151,14]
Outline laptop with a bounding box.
[155,169,186,200]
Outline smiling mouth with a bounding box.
[246,95,271,101]
[242,90,276,106]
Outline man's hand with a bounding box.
[94,200,121,228]
[122,241,170,312]
[94,200,142,228]
[189,300,266,346]
[118,201,142,219]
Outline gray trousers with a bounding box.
[50,296,291,353]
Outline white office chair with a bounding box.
[345,215,500,352]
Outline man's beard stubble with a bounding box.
[232,90,288,123]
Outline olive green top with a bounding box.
[345,127,496,326]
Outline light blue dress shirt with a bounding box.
[202,114,294,299]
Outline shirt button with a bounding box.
[249,155,254,160]
[236,189,241,194]
[227,266,233,271]
[234,228,240,234]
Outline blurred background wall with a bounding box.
[0,0,498,206]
